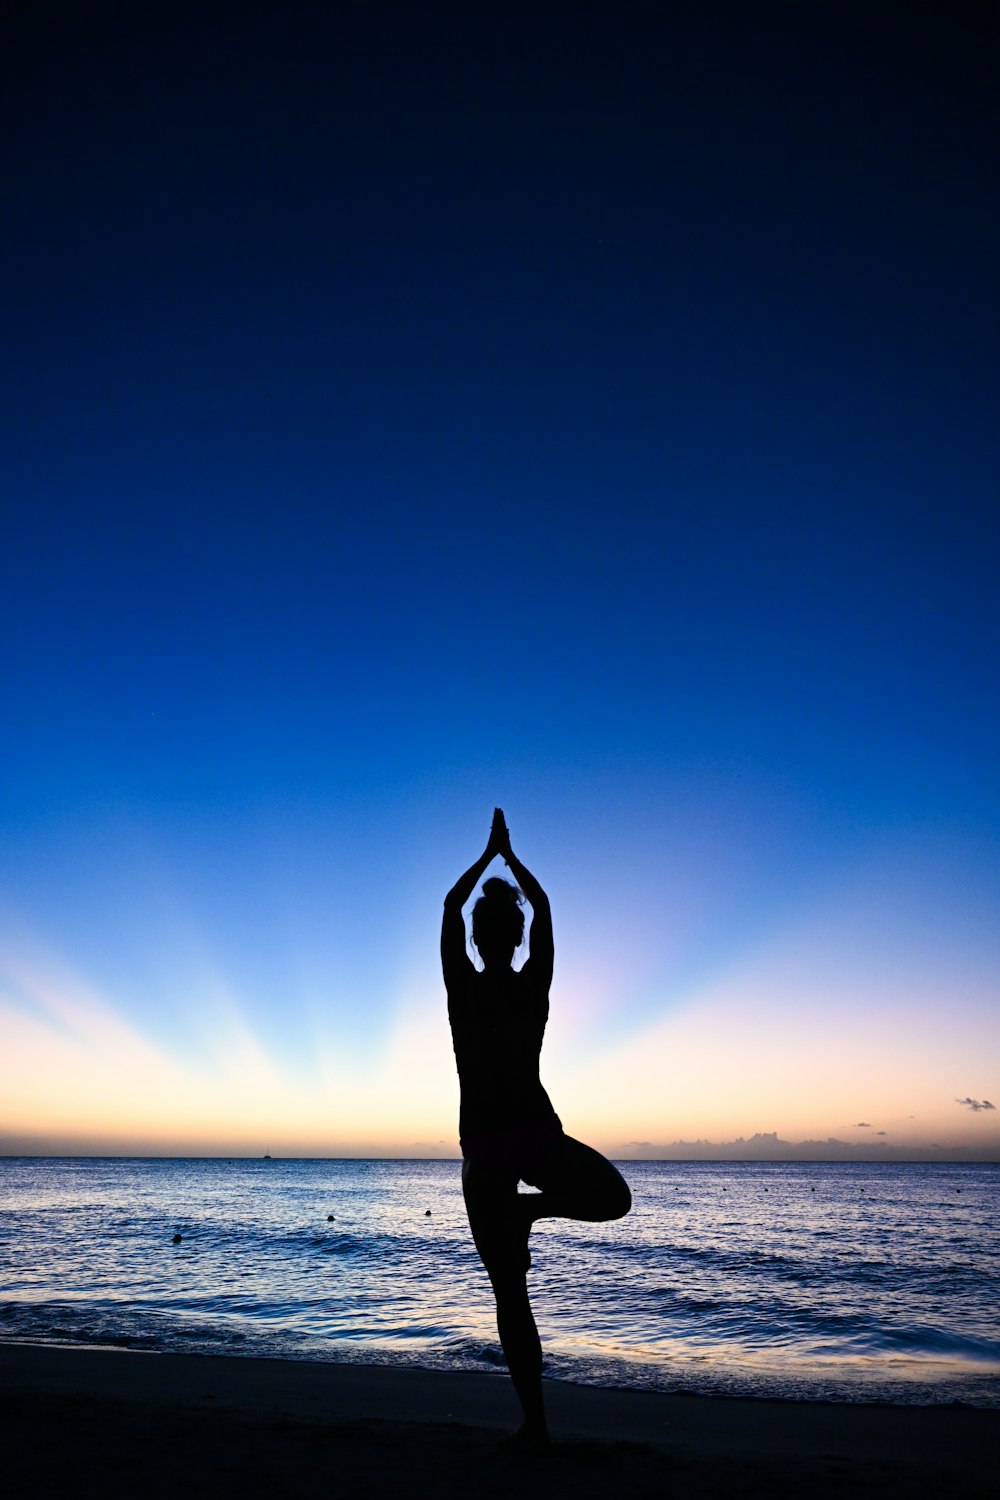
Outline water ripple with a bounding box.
[1,1157,997,1406]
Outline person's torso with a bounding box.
[447,965,556,1134]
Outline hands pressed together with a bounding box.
[486,806,514,864]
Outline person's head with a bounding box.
[471,877,525,968]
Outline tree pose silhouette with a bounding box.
[443,809,631,1449]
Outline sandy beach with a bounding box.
[1,1342,996,1499]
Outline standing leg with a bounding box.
[488,1267,547,1445]
[462,1158,550,1449]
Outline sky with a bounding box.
[1,1,997,1158]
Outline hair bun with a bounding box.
[480,877,523,906]
[471,877,526,955]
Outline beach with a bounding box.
[2,1343,996,1499]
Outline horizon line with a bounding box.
[2,1152,998,1164]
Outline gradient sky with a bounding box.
[2,2,997,1157]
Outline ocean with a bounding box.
[1,1157,997,1407]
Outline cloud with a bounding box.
[612,1133,999,1161]
[876,1130,887,1136]
[956,1097,995,1112]
[855,1121,871,1127]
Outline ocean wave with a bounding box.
[2,1158,998,1408]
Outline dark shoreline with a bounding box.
[2,1342,997,1499]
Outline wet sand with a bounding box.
[1,1342,996,1498]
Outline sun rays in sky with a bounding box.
[2,814,996,1158]
[2,7,997,1158]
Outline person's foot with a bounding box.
[504,1422,551,1456]
[515,1194,535,1271]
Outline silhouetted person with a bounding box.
[443,809,631,1449]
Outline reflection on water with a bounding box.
[0,1158,997,1406]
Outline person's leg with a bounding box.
[462,1157,549,1448]
[488,1266,547,1446]
[522,1134,632,1226]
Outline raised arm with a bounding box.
[441,816,503,988]
[493,812,554,993]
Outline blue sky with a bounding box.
[1,2,997,1154]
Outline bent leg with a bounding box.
[523,1134,632,1224]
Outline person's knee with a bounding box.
[489,1267,530,1305]
[605,1170,631,1220]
